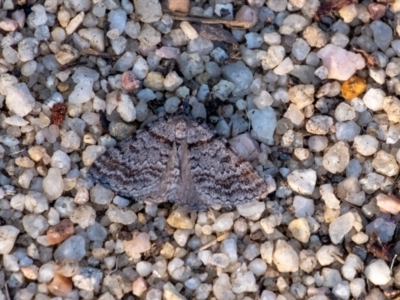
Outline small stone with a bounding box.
[247,107,277,145]
[167,208,194,229]
[232,271,258,293]
[273,240,299,273]
[21,265,39,280]
[236,201,265,221]
[213,273,234,299]
[0,225,20,254]
[136,261,153,277]
[317,44,365,80]
[123,233,151,257]
[322,268,342,288]
[341,75,367,100]
[370,20,393,51]
[163,282,186,300]
[43,168,64,201]
[22,214,49,239]
[90,184,114,206]
[72,267,103,293]
[308,136,328,152]
[323,142,350,174]
[288,218,311,243]
[376,193,400,214]
[212,213,234,232]
[54,235,86,261]
[106,204,137,225]
[55,258,80,277]
[48,273,73,297]
[363,88,385,112]
[293,196,315,218]
[122,71,140,92]
[132,277,147,297]
[372,150,399,177]
[353,135,379,156]
[211,253,230,268]
[369,3,386,20]
[329,212,355,244]
[342,254,363,281]
[306,115,333,135]
[5,83,35,117]
[316,245,341,266]
[287,169,317,196]
[222,61,253,97]
[134,0,162,23]
[47,219,74,245]
[70,205,96,228]
[167,0,190,14]
[365,259,391,286]
[235,6,258,28]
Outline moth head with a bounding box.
[175,120,188,139]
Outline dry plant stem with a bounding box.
[167,13,253,29]
[196,231,229,253]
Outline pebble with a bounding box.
[287,169,317,196]
[306,115,333,135]
[134,0,162,23]
[43,167,64,201]
[0,225,20,254]
[123,233,151,257]
[5,83,35,117]
[54,235,86,261]
[365,260,392,286]
[273,240,299,273]
[106,204,137,225]
[212,212,234,232]
[376,193,400,214]
[222,61,253,97]
[247,107,277,145]
[47,219,74,245]
[353,135,379,156]
[48,273,73,297]
[317,44,365,80]
[329,212,355,244]
[362,88,385,111]
[323,142,350,174]
[372,150,399,177]
[236,201,265,221]
[288,217,311,243]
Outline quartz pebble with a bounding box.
[317,44,365,80]
[0,226,20,254]
[273,240,299,273]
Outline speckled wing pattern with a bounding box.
[88,107,268,210]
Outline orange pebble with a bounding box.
[341,75,366,100]
[48,273,73,297]
[47,219,74,245]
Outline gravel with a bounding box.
[2,0,400,299]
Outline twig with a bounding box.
[166,11,254,29]
[196,231,229,253]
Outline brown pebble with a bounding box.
[132,277,147,297]
[368,3,386,20]
[55,258,80,277]
[166,0,190,14]
[48,273,73,297]
[21,265,39,280]
[47,219,74,245]
[376,193,400,215]
[122,71,140,92]
[235,5,258,27]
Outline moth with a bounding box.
[88,102,268,210]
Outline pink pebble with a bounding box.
[235,5,258,27]
[0,18,19,31]
[376,193,400,215]
[11,10,26,28]
[317,44,366,81]
[122,71,140,92]
[368,3,386,20]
